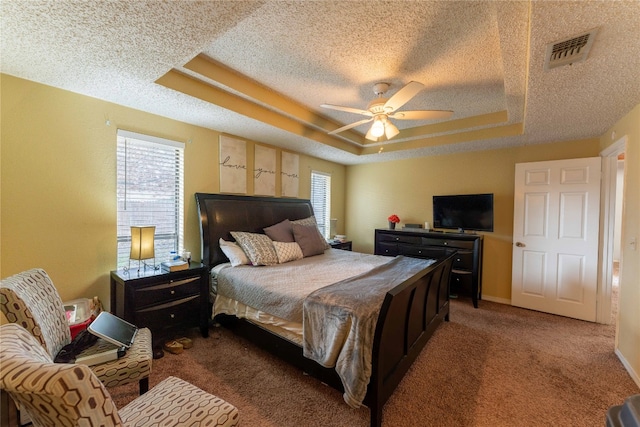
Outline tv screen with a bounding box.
[433,193,494,232]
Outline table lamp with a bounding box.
[130,225,155,271]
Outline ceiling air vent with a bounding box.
[544,28,599,71]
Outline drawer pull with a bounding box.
[170,314,175,319]
[171,290,175,295]
[456,258,461,262]
[444,242,448,245]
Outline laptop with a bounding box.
[87,311,138,349]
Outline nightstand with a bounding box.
[110,263,209,355]
[330,240,352,251]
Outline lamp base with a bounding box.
[126,258,157,274]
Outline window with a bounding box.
[116,130,184,269]
[310,170,331,239]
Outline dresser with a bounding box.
[375,229,483,307]
[110,264,209,349]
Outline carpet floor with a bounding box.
[110,299,638,426]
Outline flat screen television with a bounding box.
[432,193,494,232]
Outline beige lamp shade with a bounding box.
[130,226,155,260]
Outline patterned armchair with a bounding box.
[0,268,152,394]
[0,323,240,427]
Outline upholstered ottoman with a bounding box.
[118,376,240,426]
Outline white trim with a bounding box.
[615,348,640,389]
[117,129,184,149]
[597,137,627,325]
[481,295,511,305]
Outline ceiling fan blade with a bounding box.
[385,121,400,140]
[383,81,425,113]
[389,110,454,120]
[328,117,373,135]
[321,104,373,116]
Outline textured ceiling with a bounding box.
[2,1,639,165]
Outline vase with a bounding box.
[389,221,396,229]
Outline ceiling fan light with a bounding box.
[370,117,385,138]
[385,122,400,139]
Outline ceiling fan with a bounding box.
[321,81,453,142]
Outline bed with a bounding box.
[196,193,454,427]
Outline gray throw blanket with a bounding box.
[302,255,435,408]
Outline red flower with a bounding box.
[388,214,400,223]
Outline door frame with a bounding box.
[597,136,627,325]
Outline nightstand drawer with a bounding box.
[134,276,201,308]
[135,295,201,330]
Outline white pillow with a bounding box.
[272,241,303,263]
[219,238,250,266]
[230,232,279,266]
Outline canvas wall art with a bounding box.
[281,151,299,197]
[254,145,276,196]
[219,135,247,194]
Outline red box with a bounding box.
[69,317,93,340]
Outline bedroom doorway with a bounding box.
[598,137,627,325]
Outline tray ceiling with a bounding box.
[2,1,639,165]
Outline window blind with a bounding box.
[310,170,331,239]
[116,130,184,269]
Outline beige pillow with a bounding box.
[230,232,279,266]
[219,238,250,266]
[272,241,303,263]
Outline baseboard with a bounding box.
[615,348,640,389]
[481,295,511,305]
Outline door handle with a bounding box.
[515,242,526,247]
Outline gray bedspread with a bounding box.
[303,255,435,408]
[215,249,389,323]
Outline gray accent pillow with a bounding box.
[291,216,330,249]
[230,232,279,266]
[292,223,327,257]
[263,219,295,242]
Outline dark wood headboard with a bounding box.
[195,193,314,268]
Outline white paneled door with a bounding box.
[511,157,601,321]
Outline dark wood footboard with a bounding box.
[367,253,454,427]
[196,193,454,427]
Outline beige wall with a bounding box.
[345,140,601,302]
[0,74,346,307]
[600,103,640,386]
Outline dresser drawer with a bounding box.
[451,271,473,291]
[377,241,399,256]
[134,276,201,308]
[377,233,422,245]
[421,237,475,250]
[134,295,200,330]
[399,244,448,259]
[452,250,474,270]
